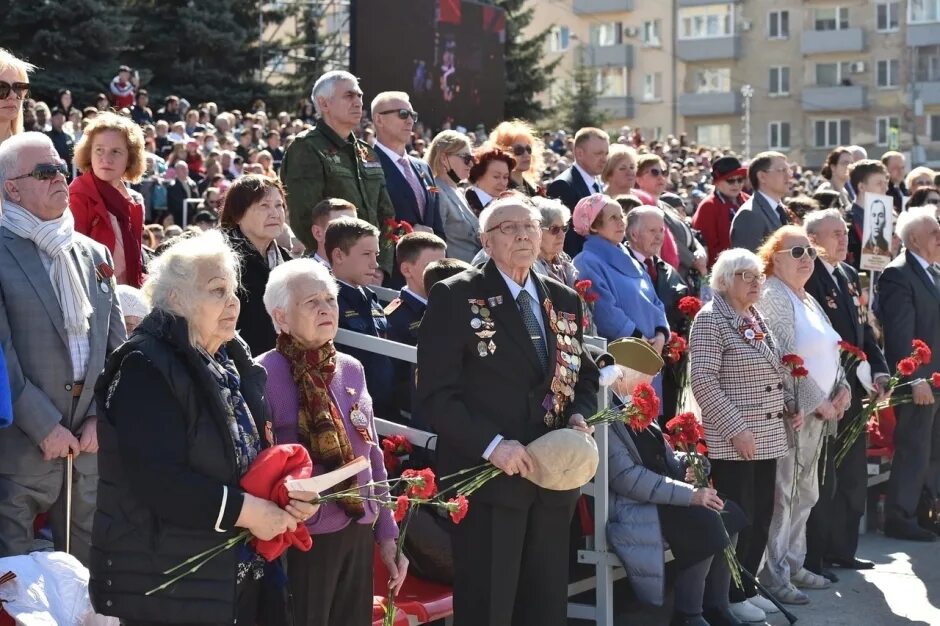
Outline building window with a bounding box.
[876,116,901,146]
[876,2,900,31]
[643,72,663,102]
[678,5,733,39]
[910,0,940,24]
[549,26,570,53]
[597,66,628,98]
[814,119,851,147]
[768,122,791,149]
[642,20,662,47]
[696,124,731,148]
[915,45,940,81]
[814,7,850,31]
[768,10,790,39]
[694,68,731,93]
[876,59,900,88]
[590,22,623,47]
[930,114,940,141]
[769,66,790,96]
[815,61,853,86]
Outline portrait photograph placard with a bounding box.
[860,193,894,272]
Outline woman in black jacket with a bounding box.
[220,174,292,356]
[91,230,316,625]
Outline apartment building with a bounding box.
[535,0,680,140]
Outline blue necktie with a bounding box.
[516,289,549,373]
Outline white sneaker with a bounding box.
[748,593,782,613]
[729,600,766,622]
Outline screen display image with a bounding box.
[352,0,506,130]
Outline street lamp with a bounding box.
[741,84,754,160]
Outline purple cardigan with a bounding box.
[256,349,398,543]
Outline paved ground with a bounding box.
[570,532,940,625]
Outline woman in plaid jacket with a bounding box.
[690,248,794,623]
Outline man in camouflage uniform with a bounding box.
[281,70,395,273]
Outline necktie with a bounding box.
[398,156,427,220]
[775,205,791,226]
[516,289,549,373]
[830,269,843,294]
[928,265,940,290]
[592,181,601,193]
[644,257,658,283]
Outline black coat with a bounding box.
[90,310,273,623]
[227,228,291,356]
[416,259,599,509]
[375,147,445,240]
[877,250,940,376]
[547,167,593,258]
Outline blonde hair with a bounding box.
[906,166,936,192]
[602,143,638,184]
[73,112,147,183]
[425,129,472,179]
[487,119,544,181]
[0,48,36,139]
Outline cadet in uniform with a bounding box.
[281,70,395,274]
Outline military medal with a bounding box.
[744,328,756,340]
[826,295,837,309]
[475,330,495,339]
[488,340,496,354]
[471,318,482,329]
[100,282,110,294]
[346,387,356,396]
[480,307,490,318]
[477,341,488,357]
[350,404,368,428]
[471,305,480,314]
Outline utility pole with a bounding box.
[741,84,754,160]
[909,45,923,165]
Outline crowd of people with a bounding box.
[2,44,940,626]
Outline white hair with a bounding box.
[710,248,763,293]
[0,132,55,199]
[896,205,939,247]
[370,91,411,119]
[263,258,338,333]
[531,196,570,227]
[143,229,240,344]
[478,195,541,234]
[625,205,665,233]
[847,145,868,160]
[803,208,845,236]
[311,70,360,116]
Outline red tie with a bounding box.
[644,257,658,282]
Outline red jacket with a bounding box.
[69,172,145,287]
[691,190,749,268]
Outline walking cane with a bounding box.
[739,567,798,624]
[65,452,73,555]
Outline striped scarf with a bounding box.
[2,202,93,335]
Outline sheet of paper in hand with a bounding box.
[285,456,370,493]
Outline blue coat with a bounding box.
[573,235,669,342]
[0,345,11,427]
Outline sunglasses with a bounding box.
[377,108,419,122]
[646,168,666,178]
[0,80,30,100]
[452,153,474,166]
[542,223,569,236]
[512,144,533,156]
[9,162,68,181]
[725,177,746,185]
[777,245,818,260]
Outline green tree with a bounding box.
[553,59,608,131]
[494,0,560,122]
[0,0,128,105]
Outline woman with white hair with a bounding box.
[91,230,316,624]
[689,248,794,623]
[0,47,35,144]
[257,258,406,626]
[533,196,578,287]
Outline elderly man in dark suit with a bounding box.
[417,191,599,626]
[804,209,890,576]
[730,151,792,252]
[0,132,126,564]
[877,205,940,541]
[546,127,609,257]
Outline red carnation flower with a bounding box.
[575,279,599,303]
[402,468,437,499]
[392,495,409,522]
[782,354,805,368]
[695,441,709,456]
[678,296,703,318]
[931,372,940,389]
[447,495,470,524]
[912,339,932,366]
[628,382,660,431]
[383,450,401,475]
[898,358,918,377]
[791,366,809,379]
[665,412,704,447]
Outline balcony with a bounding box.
[919,81,940,106]
[801,28,865,55]
[908,24,940,47]
[801,85,867,111]
[597,96,636,119]
[573,0,633,14]
[676,36,741,61]
[581,44,635,68]
[678,91,742,116]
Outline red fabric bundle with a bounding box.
[239,444,315,561]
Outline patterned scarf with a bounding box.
[276,333,364,519]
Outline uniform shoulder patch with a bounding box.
[384,298,403,315]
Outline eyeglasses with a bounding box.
[377,108,418,122]
[645,168,666,178]
[776,245,818,260]
[452,153,474,166]
[767,166,791,175]
[512,144,532,156]
[486,219,541,236]
[9,163,68,181]
[542,223,569,236]
[0,80,30,100]
[734,271,766,284]
[725,177,746,185]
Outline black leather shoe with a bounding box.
[828,556,875,570]
[703,606,745,626]
[805,563,839,582]
[669,612,711,626]
[884,519,938,542]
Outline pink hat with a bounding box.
[572,194,612,236]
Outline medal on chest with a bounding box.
[542,298,580,427]
[469,298,497,356]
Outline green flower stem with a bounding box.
[146,532,250,596]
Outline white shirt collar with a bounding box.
[472,186,494,206]
[314,252,331,268]
[758,190,782,209]
[574,162,600,193]
[630,247,648,265]
[402,286,428,305]
[821,259,837,275]
[374,140,407,162]
[496,266,538,304]
[910,251,932,272]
